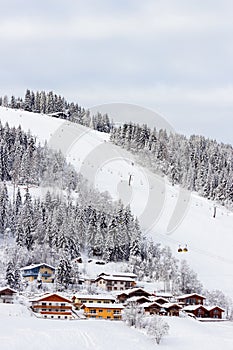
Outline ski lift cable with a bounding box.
[156,232,233,265]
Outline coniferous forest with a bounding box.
[110,123,233,207]
[0,89,112,133]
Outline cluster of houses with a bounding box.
[0,262,225,321]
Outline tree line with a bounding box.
[0,89,112,133]
[110,123,233,207]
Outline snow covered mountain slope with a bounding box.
[0,303,233,350]
[1,106,233,296]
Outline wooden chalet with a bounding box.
[141,301,162,315]
[72,294,116,309]
[0,287,17,304]
[30,293,73,319]
[126,296,151,305]
[183,305,209,318]
[95,275,136,291]
[177,293,206,306]
[153,297,170,305]
[82,303,124,320]
[20,263,55,283]
[206,306,225,319]
[141,301,181,316]
[154,292,173,301]
[162,303,182,316]
[116,288,152,303]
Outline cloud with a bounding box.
[0,0,232,144]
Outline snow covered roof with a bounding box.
[112,272,137,278]
[205,305,225,312]
[30,293,72,303]
[177,293,206,300]
[115,288,151,296]
[20,263,55,271]
[96,275,134,282]
[73,294,116,301]
[0,287,17,294]
[126,296,150,303]
[154,292,173,298]
[98,272,137,278]
[153,296,170,303]
[162,303,182,309]
[183,305,207,311]
[83,303,124,309]
[140,301,161,308]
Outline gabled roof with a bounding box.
[155,292,173,298]
[140,301,162,309]
[183,305,207,311]
[177,293,206,300]
[206,305,225,312]
[95,275,134,282]
[30,293,71,303]
[126,296,150,303]
[98,272,137,278]
[162,302,182,309]
[73,294,115,301]
[20,263,55,271]
[153,297,169,304]
[112,272,137,278]
[82,303,124,309]
[0,287,17,294]
[116,288,152,297]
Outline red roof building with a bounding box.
[30,293,73,320]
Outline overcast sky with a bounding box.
[0,0,232,144]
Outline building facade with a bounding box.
[30,293,73,319]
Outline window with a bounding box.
[90,310,96,314]
[89,301,93,303]
[107,310,111,313]
[99,310,103,313]
[58,316,61,319]
[65,316,67,319]
[42,302,46,306]
[107,316,111,319]
[61,303,65,306]
[49,303,52,306]
[97,301,101,303]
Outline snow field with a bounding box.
[1,304,233,350]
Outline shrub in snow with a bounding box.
[146,316,169,345]
[122,302,145,328]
